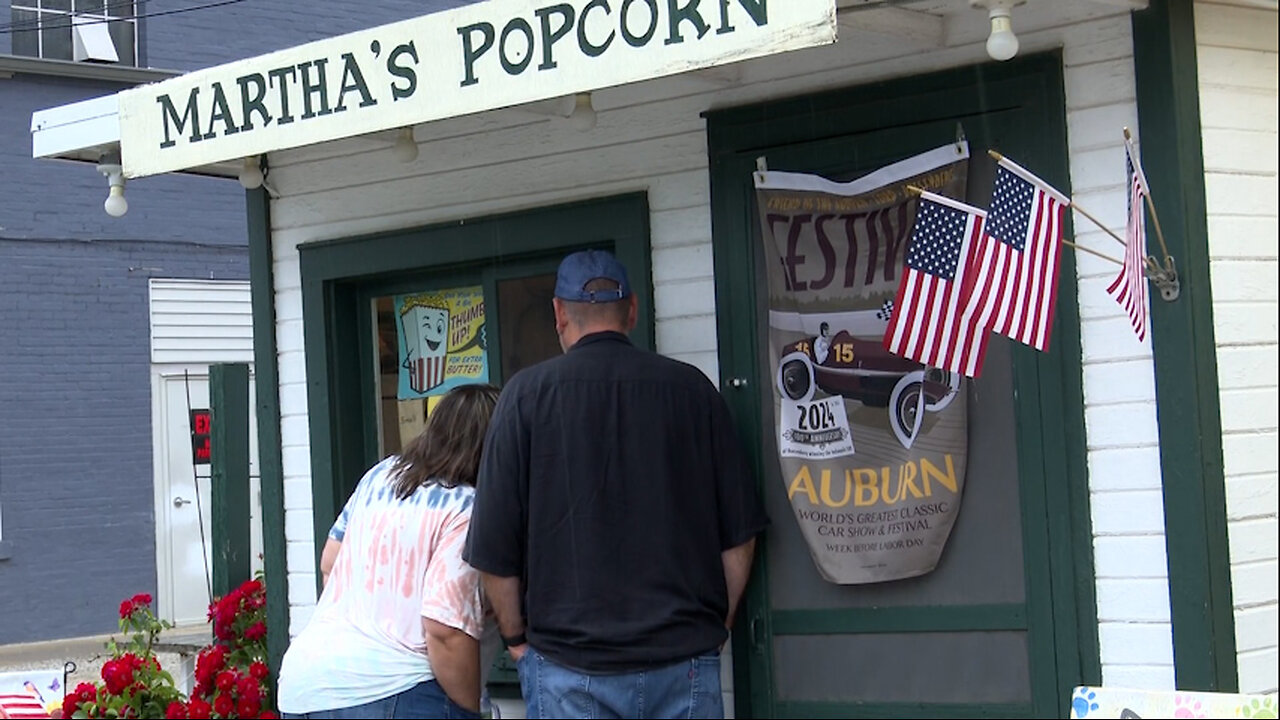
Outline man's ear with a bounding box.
[625,295,639,332]
[553,298,570,331]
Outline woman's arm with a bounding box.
[319,538,342,587]
[423,617,481,713]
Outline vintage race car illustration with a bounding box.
[775,321,961,448]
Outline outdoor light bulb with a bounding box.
[986,8,1019,62]
[239,157,264,189]
[569,93,597,131]
[104,183,128,217]
[393,127,419,163]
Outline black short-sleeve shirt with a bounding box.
[464,331,768,673]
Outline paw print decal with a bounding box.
[1173,694,1205,718]
[1072,687,1100,718]
[1240,696,1278,719]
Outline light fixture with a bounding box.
[970,0,1025,62]
[238,156,264,189]
[392,127,419,163]
[98,155,127,218]
[567,93,597,131]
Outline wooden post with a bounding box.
[210,362,252,598]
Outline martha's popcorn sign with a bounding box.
[396,286,488,399]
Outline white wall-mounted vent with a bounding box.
[73,17,119,63]
[149,279,253,365]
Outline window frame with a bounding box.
[10,0,138,66]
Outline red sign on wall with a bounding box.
[190,409,211,465]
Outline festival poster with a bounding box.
[755,142,971,584]
[395,286,488,400]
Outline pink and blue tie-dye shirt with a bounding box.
[277,457,498,714]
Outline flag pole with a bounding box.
[987,150,1129,249]
[909,184,1127,268]
[1124,127,1174,264]
[1068,202,1130,248]
[1064,239,1124,267]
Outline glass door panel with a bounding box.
[496,272,560,378]
[362,263,565,460]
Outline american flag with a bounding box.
[966,157,1069,352]
[1107,138,1150,341]
[0,693,50,719]
[883,191,990,377]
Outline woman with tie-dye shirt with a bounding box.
[278,384,502,719]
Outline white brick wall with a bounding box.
[262,1,1175,695]
[1195,0,1279,695]
[1062,16,1176,688]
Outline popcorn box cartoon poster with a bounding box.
[395,287,488,399]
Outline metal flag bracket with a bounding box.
[1146,254,1181,302]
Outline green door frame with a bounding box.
[1132,0,1238,692]
[297,194,653,579]
[706,53,1099,718]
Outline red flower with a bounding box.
[259,713,278,719]
[244,622,267,641]
[101,658,136,694]
[248,661,269,680]
[61,693,81,718]
[119,599,135,618]
[75,683,97,703]
[236,696,261,718]
[165,701,188,719]
[131,593,153,607]
[186,697,212,719]
[195,645,227,685]
[216,603,238,628]
[215,670,237,693]
[213,693,235,717]
[237,676,261,701]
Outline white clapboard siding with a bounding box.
[263,3,1173,687]
[149,279,253,365]
[1196,0,1280,695]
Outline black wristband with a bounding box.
[501,632,527,648]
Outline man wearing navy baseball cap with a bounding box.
[465,249,768,719]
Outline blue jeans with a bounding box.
[281,679,480,719]
[517,646,723,719]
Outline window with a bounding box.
[10,0,136,66]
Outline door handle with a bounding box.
[173,496,192,507]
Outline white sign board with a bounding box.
[118,0,836,178]
[780,396,856,460]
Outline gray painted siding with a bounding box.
[2,1,452,643]
[140,0,479,72]
[0,75,247,244]
[0,238,247,643]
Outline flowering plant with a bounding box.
[61,578,276,719]
[60,594,185,719]
[165,574,275,719]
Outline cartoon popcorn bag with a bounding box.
[400,297,451,395]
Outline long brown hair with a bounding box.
[391,383,501,499]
